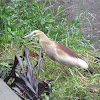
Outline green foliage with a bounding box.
[0,0,86,48]
[0,62,12,79]
[0,62,11,68]
[0,0,100,100]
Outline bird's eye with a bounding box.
[34,32,36,35]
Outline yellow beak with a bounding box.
[23,33,33,39]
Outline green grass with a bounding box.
[0,0,100,100]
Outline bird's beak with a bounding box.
[22,33,33,39]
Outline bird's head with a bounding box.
[23,30,44,39]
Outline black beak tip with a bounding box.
[22,37,24,39]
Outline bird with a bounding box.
[23,30,88,69]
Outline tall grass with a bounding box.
[0,0,87,47]
[0,0,100,100]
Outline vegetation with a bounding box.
[0,0,100,100]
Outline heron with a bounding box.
[23,30,88,69]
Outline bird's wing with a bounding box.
[54,42,82,59]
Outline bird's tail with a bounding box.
[77,58,88,69]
